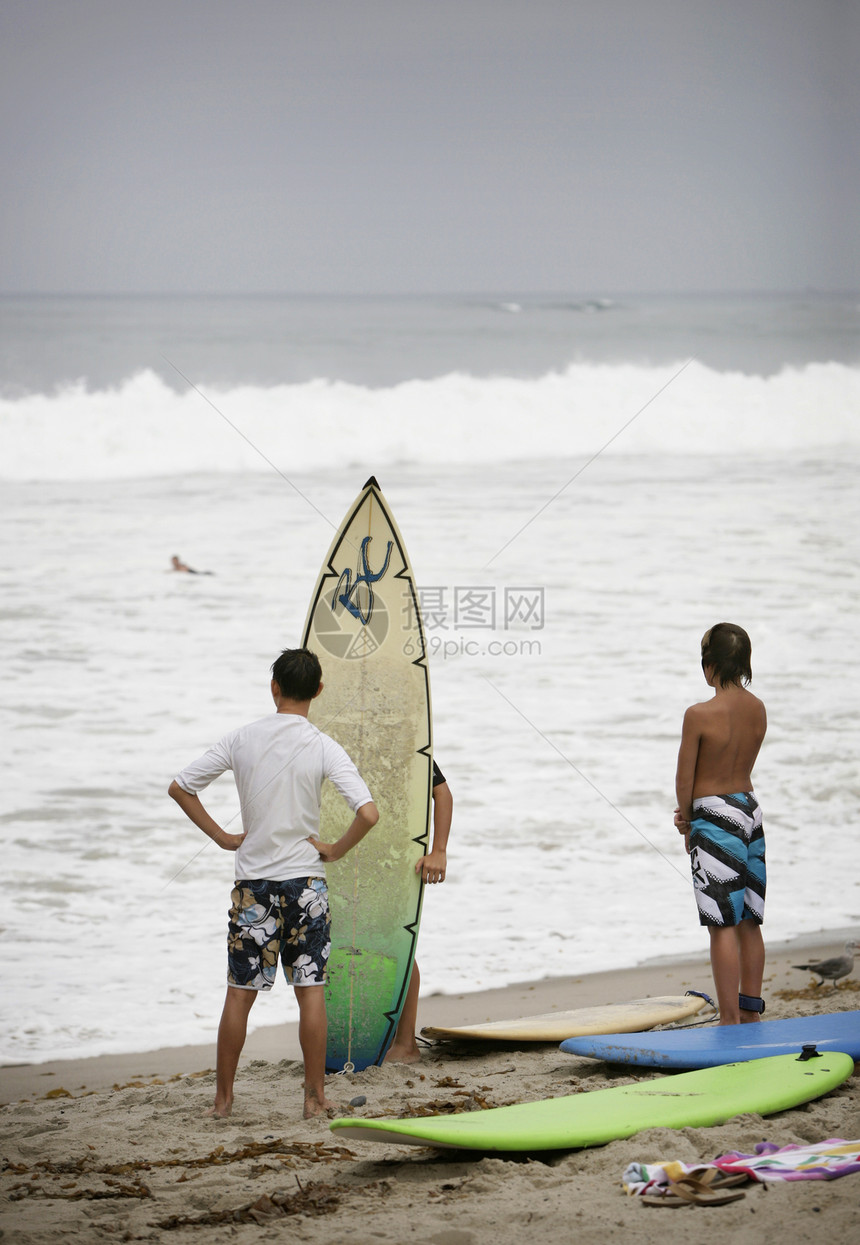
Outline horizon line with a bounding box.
[1,286,857,301]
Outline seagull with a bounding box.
[793,941,858,988]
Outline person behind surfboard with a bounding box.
[674,623,768,1026]
[169,648,379,1119]
[384,762,453,1064]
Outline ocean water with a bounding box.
[1,292,859,1065]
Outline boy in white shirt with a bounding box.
[169,648,378,1119]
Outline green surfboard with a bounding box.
[302,477,432,1073]
[330,1051,854,1150]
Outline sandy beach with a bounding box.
[2,932,858,1244]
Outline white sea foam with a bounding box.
[2,296,858,1063]
[2,449,859,1064]
[2,360,858,481]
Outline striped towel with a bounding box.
[714,1139,860,1182]
[623,1139,860,1194]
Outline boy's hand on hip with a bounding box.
[307,835,341,862]
[216,830,245,852]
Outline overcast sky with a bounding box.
[1,0,856,294]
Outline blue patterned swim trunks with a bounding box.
[226,877,331,990]
[689,792,766,927]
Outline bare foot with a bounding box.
[303,1095,337,1120]
[383,1042,421,1064]
[205,1102,232,1118]
[740,1011,762,1024]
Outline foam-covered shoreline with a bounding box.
[2,930,855,1103]
[3,457,859,1070]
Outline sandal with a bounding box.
[688,1166,749,1190]
[641,1173,747,1207]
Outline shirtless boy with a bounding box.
[675,623,767,1025]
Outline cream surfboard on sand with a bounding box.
[420,994,713,1043]
[302,476,432,1073]
[330,1051,854,1151]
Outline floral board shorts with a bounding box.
[227,877,331,990]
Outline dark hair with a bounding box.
[271,648,322,701]
[701,623,752,687]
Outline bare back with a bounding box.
[675,684,767,820]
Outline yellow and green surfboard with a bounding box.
[303,477,432,1072]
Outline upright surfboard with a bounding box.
[302,477,432,1072]
[560,1009,860,1069]
[421,995,711,1043]
[330,1051,854,1151]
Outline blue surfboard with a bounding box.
[560,1009,860,1069]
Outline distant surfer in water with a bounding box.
[170,554,214,574]
[384,762,453,1063]
[674,623,768,1025]
[169,648,379,1119]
